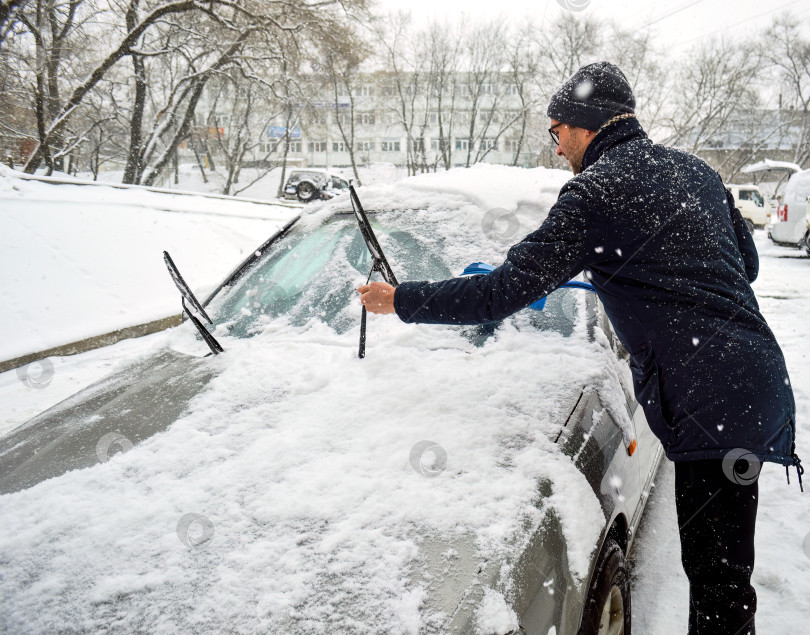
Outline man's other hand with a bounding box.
[357,282,396,315]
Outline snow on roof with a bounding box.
[741,158,803,175]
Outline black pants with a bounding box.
[675,459,759,635]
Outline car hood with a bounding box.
[0,349,215,495]
[0,315,612,632]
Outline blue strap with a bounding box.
[460,262,596,311]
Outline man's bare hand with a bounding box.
[357,282,396,315]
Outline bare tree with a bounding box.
[375,12,434,175]
[322,40,370,185]
[458,20,507,167]
[764,13,810,166]
[425,19,463,170]
[0,0,29,47]
[663,38,764,154]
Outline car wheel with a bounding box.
[579,538,630,635]
[744,218,755,235]
[296,181,316,202]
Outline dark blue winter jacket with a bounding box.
[394,117,796,466]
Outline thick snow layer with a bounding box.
[0,167,298,361]
[476,588,519,634]
[0,299,610,633]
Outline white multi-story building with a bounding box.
[247,72,545,171]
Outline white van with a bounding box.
[769,170,810,247]
[727,184,770,232]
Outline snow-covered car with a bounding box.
[743,160,810,248]
[0,167,663,634]
[769,169,810,247]
[282,168,349,202]
[727,184,769,232]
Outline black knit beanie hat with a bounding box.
[546,62,635,131]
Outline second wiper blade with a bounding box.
[349,185,398,286]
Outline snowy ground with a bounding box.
[630,231,810,632]
[0,166,300,363]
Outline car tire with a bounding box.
[579,538,630,635]
[296,181,316,202]
[744,218,755,235]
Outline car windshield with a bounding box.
[205,212,584,340]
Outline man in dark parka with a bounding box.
[358,62,799,634]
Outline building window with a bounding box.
[358,112,376,125]
[504,139,520,153]
[502,84,519,96]
[285,141,302,153]
[333,141,346,152]
[455,139,469,151]
[410,138,425,153]
[308,141,327,153]
[357,85,374,97]
[428,112,438,124]
[381,140,401,152]
[356,141,374,152]
[480,138,497,151]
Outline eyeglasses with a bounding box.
[548,122,564,145]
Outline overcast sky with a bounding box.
[373,0,810,53]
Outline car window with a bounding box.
[206,214,585,341]
[739,189,764,207]
[287,171,327,185]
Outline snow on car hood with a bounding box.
[0,315,611,633]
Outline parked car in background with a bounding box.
[727,184,770,233]
[769,170,810,247]
[740,160,810,248]
[282,168,350,202]
[0,166,662,634]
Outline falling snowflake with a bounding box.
[574,79,594,100]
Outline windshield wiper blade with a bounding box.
[163,251,224,355]
[349,185,398,358]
